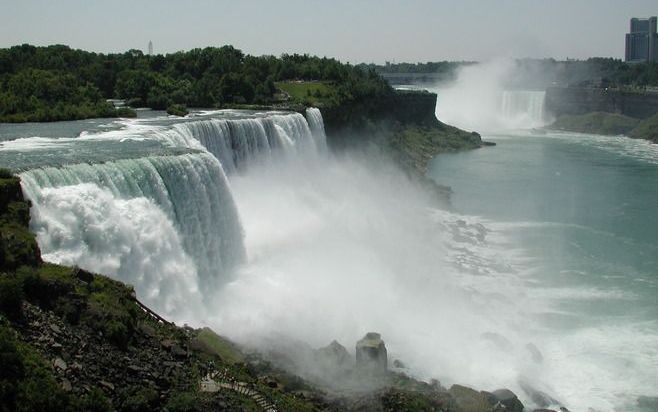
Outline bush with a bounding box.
[166,104,188,117]
[105,320,129,350]
[118,387,158,412]
[0,275,24,319]
[164,392,198,412]
[0,324,71,411]
[78,388,113,412]
[115,108,136,118]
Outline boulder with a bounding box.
[519,380,560,408]
[355,332,387,372]
[525,343,543,363]
[449,384,495,412]
[317,340,350,367]
[638,396,658,411]
[491,389,524,412]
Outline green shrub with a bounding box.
[105,320,129,349]
[630,111,658,143]
[0,324,71,412]
[166,104,188,117]
[0,275,24,319]
[164,392,198,412]
[115,108,136,118]
[78,388,113,412]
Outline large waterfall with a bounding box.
[500,90,547,129]
[6,109,325,320]
[19,153,245,317]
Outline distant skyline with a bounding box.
[1,0,657,63]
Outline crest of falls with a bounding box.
[152,109,326,174]
[19,153,245,319]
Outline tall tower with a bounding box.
[625,17,658,62]
[148,40,153,56]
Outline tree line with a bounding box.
[363,58,658,89]
[0,44,392,122]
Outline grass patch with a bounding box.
[275,81,339,107]
[192,327,244,364]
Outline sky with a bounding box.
[0,0,657,63]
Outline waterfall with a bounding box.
[500,90,547,128]
[19,152,245,318]
[10,108,328,318]
[155,111,325,173]
[305,107,328,151]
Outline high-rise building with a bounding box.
[625,17,658,62]
[148,40,153,56]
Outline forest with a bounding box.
[0,44,392,122]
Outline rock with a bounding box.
[317,340,350,367]
[355,332,387,373]
[519,380,560,408]
[138,322,156,338]
[73,266,94,283]
[61,378,72,392]
[525,343,543,363]
[449,384,494,412]
[171,344,188,358]
[491,389,524,412]
[51,342,63,352]
[533,410,558,412]
[127,364,143,373]
[50,324,62,334]
[638,396,658,411]
[99,380,115,391]
[481,332,513,353]
[53,357,68,371]
[392,359,406,369]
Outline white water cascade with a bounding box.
[500,90,547,129]
[434,60,550,131]
[20,153,245,320]
[15,110,326,320]
[152,110,324,174]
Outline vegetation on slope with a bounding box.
[548,110,658,143]
[0,44,391,122]
[549,112,640,136]
[629,112,658,143]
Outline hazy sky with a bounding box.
[1,0,656,63]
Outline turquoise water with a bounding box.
[429,130,658,411]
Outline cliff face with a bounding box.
[322,91,482,173]
[546,87,658,120]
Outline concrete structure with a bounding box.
[625,17,658,62]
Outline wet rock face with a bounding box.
[355,332,387,373]
[317,340,350,367]
[491,389,524,412]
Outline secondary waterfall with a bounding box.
[501,90,547,129]
[19,152,245,318]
